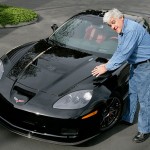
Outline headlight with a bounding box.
[0,59,4,79]
[53,90,93,109]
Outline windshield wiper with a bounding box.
[48,38,57,45]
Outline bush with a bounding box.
[0,4,38,27]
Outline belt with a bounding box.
[132,59,150,68]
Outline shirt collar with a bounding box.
[119,18,128,36]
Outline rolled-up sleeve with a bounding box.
[106,29,139,71]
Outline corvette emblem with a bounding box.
[14,97,25,103]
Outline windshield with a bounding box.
[49,14,118,55]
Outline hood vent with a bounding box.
[14,86,36,98]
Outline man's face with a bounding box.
[108,17,124,34]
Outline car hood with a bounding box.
[9,41,107,96]
[0,40,111,117]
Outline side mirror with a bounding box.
[51,24,58,32]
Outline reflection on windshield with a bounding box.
[50,15,118,55]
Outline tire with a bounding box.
[99,96,123,131]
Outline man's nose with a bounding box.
[111,25,115,30]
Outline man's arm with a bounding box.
[92,29,139,77]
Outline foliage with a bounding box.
[0,4,38,27]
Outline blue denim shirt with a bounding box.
[106,18,150,71]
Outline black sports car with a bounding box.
[0,10,149,145]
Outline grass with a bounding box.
[0,4,38,27]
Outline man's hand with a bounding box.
[91,64,107,77]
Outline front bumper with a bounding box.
[0,94,99,145]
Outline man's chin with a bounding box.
[117,29,122,34]
[116,30,120,33]
[113,29,119,34]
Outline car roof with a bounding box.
[80,9,150,33]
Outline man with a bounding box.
[92,8,150,143]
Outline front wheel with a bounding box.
[100,96,123,131]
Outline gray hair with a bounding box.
[103,8,124,23]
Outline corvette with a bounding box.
[0,9,149,145]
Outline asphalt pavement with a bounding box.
[0,0,150,150]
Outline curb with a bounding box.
[0,17,38,29]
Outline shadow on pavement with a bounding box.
[76,122,137,147]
